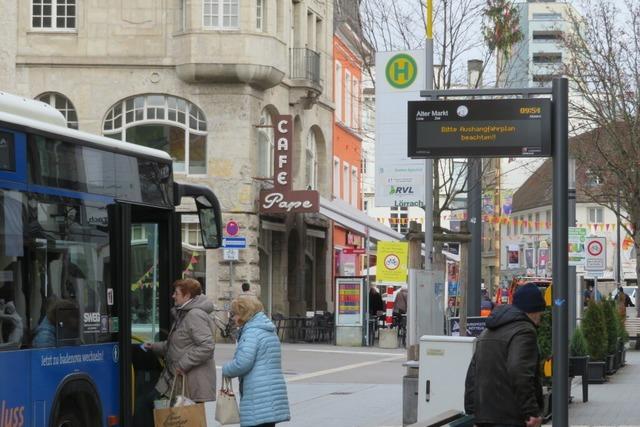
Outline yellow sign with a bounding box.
[376,241,409,283]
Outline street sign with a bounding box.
[342,248,366,255]
[223,248,239,261]
[225,220,239,236]
[407,98,551,158]
[222,237,246,249]
[568,227,586,267]
[585,237,606,272]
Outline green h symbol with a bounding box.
[393,60,410,81]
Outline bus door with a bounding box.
[116,204,179,426]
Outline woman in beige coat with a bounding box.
[136,278,216,424]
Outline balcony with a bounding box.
[289,48,322,109]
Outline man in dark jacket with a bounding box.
[464,283,545,427]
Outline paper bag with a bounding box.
[153,403,206,427]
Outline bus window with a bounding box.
[130,223,161,343]
[0,130,16,172]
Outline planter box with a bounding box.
[587,361,607,384]
[606,353,617,375]
[569,356,589,377]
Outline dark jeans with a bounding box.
[133,388,161,427]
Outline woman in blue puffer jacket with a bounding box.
[222,296,290,427]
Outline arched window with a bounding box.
[305,129,318,190]
[257,108,274,178]
[36,92,78,129]
[103,95,207,174]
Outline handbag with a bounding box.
[215,377,240,425]
[154,373,206,427]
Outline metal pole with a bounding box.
[424,0,434,274]
[552,77,569,427]
[467,159,481,316]
[365,228,370,346]
[617,191,621,285]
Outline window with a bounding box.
[333,157,340,197]
[335,62,343,121]
[520,216,525,235]
[257,108,274,178]
[305,130,318,190]
[353,78,360,130]
[36,92,78,129]
[535,213,540,231]
[361,157,367,175]
[390,207,409,234]
[532,31,563,41]
[103,95,207,175]
[32,0,76,30]
[588,207,604,224]
[351,166,358,207]
[345,70,352,127]
[203,0,239,29]
[256,0,264,31]
[586,170,603,187]
[527,214,533,233]
[532,53,562,64]
[182,223,203,247]
[545,210,551,229]
[179,0,187,31]
[343,162,350,201]
[532,13,562,21]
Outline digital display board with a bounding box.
[407,98,551,158]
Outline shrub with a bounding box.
[602,299,618,354]
[570,325,589,357]
[582,300,607,361]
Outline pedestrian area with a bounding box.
[557,349,640,426]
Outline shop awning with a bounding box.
[319,196,403,242]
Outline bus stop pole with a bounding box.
[551,77,569,427]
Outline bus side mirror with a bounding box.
[196,197,222,249]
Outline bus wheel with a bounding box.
[55,411,83,427]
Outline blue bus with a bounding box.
[0,92,222,427]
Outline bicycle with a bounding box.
[211,308,237,342]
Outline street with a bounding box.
[209,343,406,427]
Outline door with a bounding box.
[117,204,179,426]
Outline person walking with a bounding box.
[464,283,546,427]
[137,278,216,425]
[222,296,290,427]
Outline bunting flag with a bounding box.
[182,251,201,278]
[131,264,157,291]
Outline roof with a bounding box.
[0,91,171,161]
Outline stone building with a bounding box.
[1,0,337,317]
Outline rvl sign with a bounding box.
[585,237,606,272]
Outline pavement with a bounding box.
[201,343,640,427]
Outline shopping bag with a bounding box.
[215,377,240,425]
[154,373,206,427]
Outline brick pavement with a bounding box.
[560,349,640,426]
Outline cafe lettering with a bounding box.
[259,115,319,214]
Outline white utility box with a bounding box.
[417,335,476,422]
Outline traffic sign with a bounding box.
[385,53,417,89]
[222,237,246,249]
[223,249,239,261]
[342,248,366,255]
[225,220,239,236]
[585,237,606,271]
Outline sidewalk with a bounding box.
[564,348,640,426]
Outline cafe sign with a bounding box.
[259,115,319,214]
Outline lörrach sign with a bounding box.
[259,115,319,214]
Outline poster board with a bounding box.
[335,277,364,327]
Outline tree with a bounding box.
[582,300,607,362]
[357,0,525,234]
[563,1,640,318]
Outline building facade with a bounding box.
[1,0,337,317]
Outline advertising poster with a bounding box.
[376,241,409,283]
[375,50,426,206]
[507,244,520,269]
[525,248,534,269]
[568,227,586,266]
[482,192,495,215]
[538,248,549,270]
[335,277,364,326]
[502,189,513,216]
